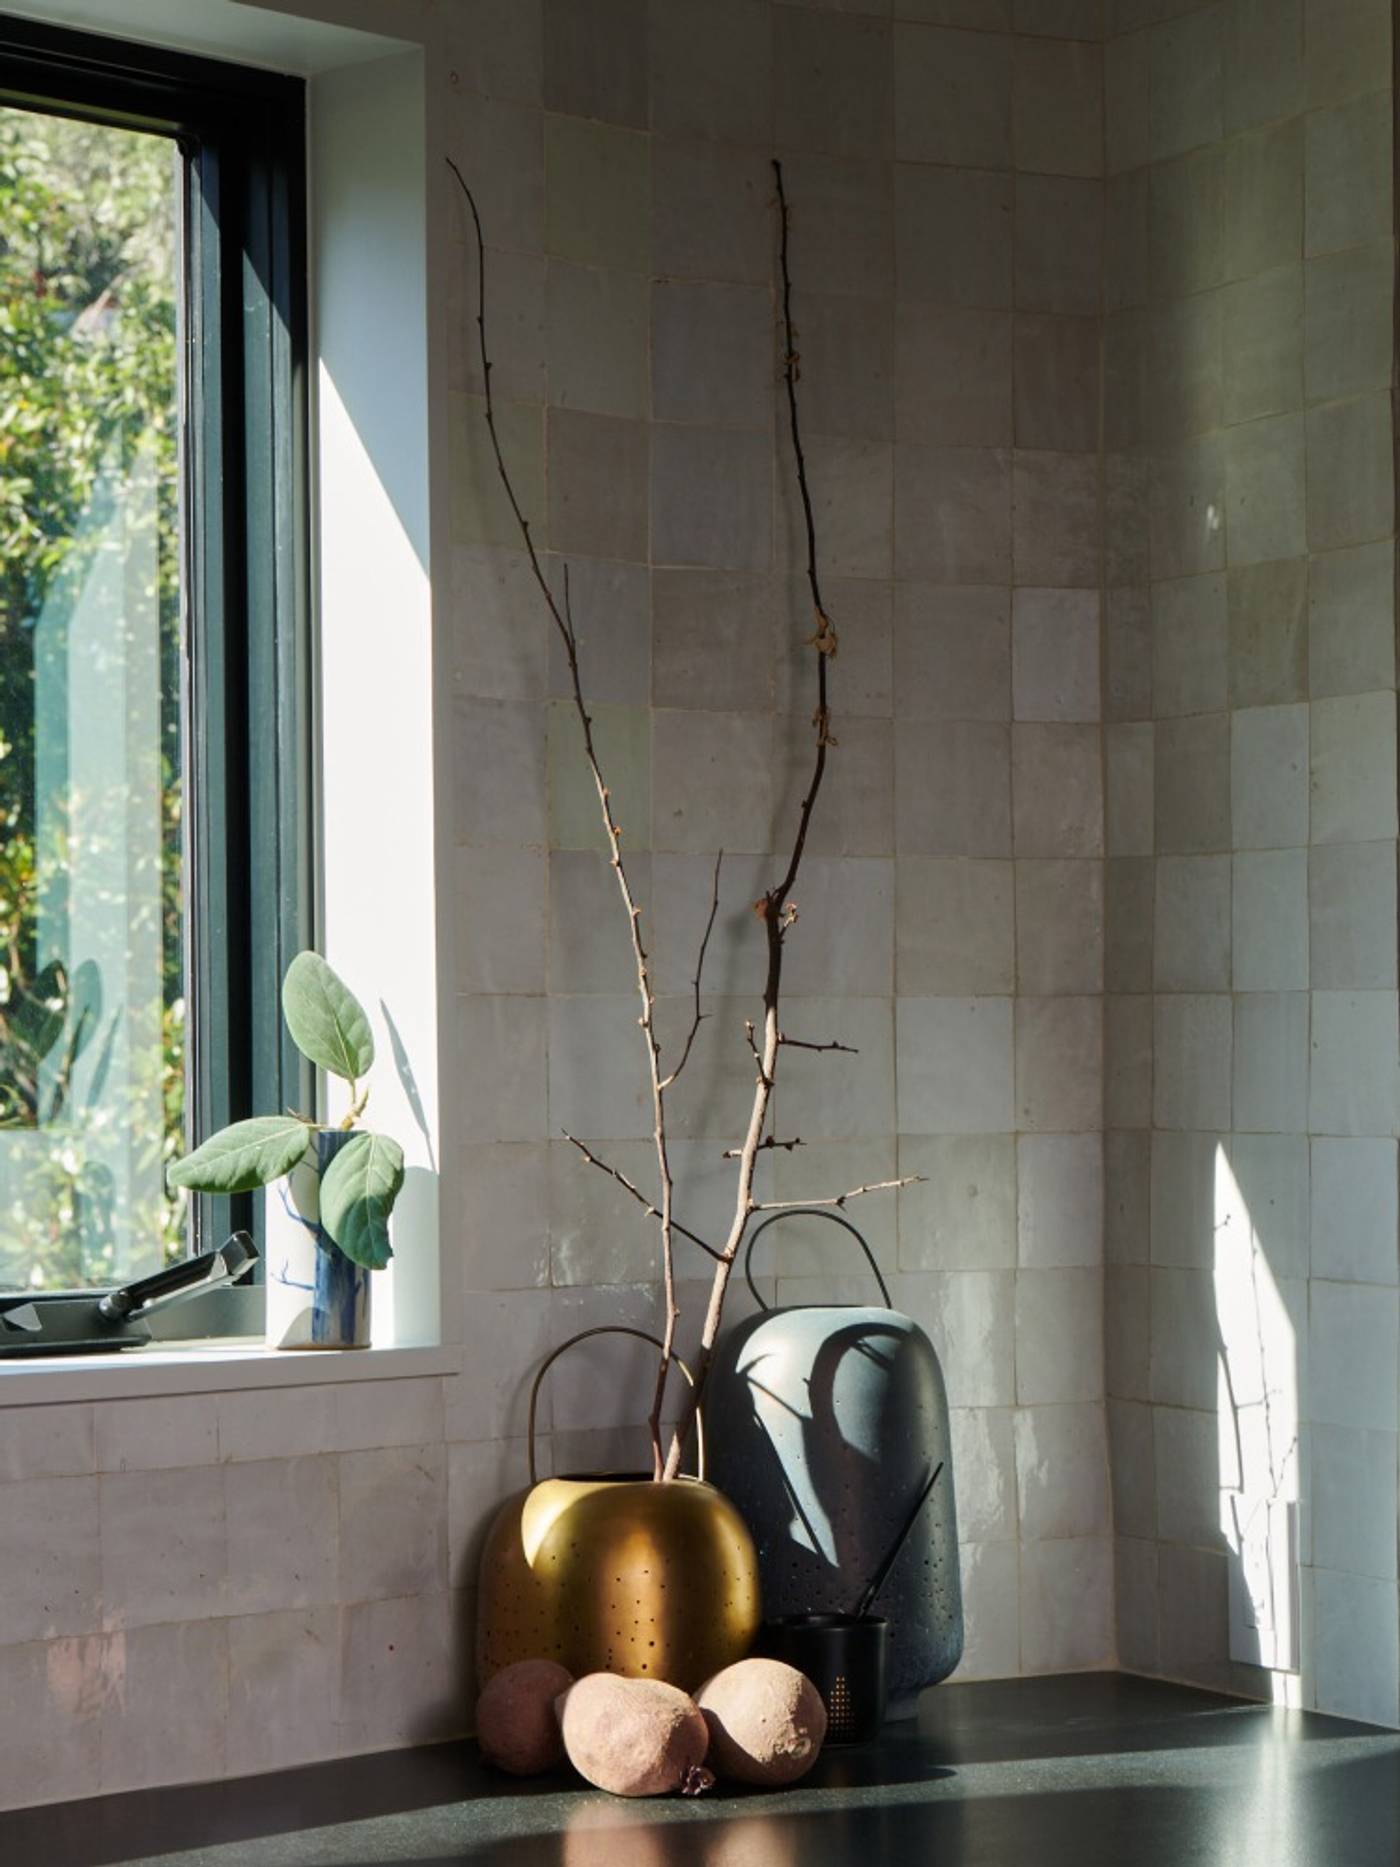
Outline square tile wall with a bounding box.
[1102,0,1400,1728]
[446,0,1112,1711]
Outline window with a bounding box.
[0,17,309,1309]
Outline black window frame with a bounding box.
[0,15,312,1325]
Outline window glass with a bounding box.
[0,106,185,1292]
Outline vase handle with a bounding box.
[527,1325,705,1485]
[743,1207,892,1313]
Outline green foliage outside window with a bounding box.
[0,107,184,1288]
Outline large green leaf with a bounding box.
[320,1131,403,1269]
[281,950,374,1082]
[167,1116,314,1194]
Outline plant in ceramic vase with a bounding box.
[449,154,920,1498]
[167,951,403,1348]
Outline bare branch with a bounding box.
[778,1034,858,1055]
[659,850,723,1092]
[661,157,842,1480]
[723,1135,805,1159]
[450,157,683,1475]
[751,1176,924,1214]
[562,1133,724,1262]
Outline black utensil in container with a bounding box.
[762,1612,889,1744]
[761,1460,946,1744]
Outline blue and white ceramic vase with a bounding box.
[264,1128,371,1349]
[707,1210,963,1712]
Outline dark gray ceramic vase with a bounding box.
[707,1210,962,1709]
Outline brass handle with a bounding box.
[526,1325,705,1485]
[743,1207,892,1312]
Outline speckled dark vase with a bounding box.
[707,1211,962,1709]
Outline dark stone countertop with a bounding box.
[6,1672,1399,1867]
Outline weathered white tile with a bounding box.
[653,707,771,853]
[1150,1129,1219,1271]
[548,995,652,1140]
[217,1386,338,1465]
[1018,1134,1102,1269]
[1105,993,1153,1129]
[1105,722,1154,858]
[0,1404,94,1482]
[1153,1406,1224,1549]
[1310,692,1398,845]
[898,1134,1018,1271]
[1311,1279,1398,1431]
[893,583,1010,722]
[1228,1132,1310,1281]
[339,1592,453,1752]
[897,857,1015,995]
[1233,848,1308,991]
[894,1269,1016,1408]
[778,995,896,1140]
[1012,589,1099,722]
[1154,995,1232,1131]
[0,1636,104,1810]
[1311,1423,1397,1582]
[447,1289,556,1443]
[99,1467,225,1632]
[1107,1266,1150,1401]
[225,1456,340,1616]
[1015,1268,1102,1404]
[461,1142,552,1291]
[1313,1567,1399,1726]
[1233,992,1309,1134]
[4,1476,100,1642]
[338,1446,447,1603]
[896,996,1015,1134]
[1311,1137,1398,1285]
[1309,991,1400,1137]
[1150,1266,1220,1409]
[950,1408,1017,1545]
[1108,1400,1155,1541]
[226,1606,341,1777]
[1012,724,1103,858]
[1232,704,1307,850]
[895,23,1011,168]
[1016,859,1103,997]
[958,1540,1021,1679]
[1158,1543,1228,1677]
[1013,36,1103,177]
[548,1137,658,1287]
[1016,997,1101,1133]
[1115,1534,1159,1673]
[771,1140,896,1278]
[1309,540,1395,700]
[1154,854,1231,992]
[1310,841,1397,990]
[896,720,1012,857]
[1105,1130,1151,1267]
[93,1397,214,1477]
[100,1620,227,1793]
[1020,1537,1113,1672]
[775,8,893,160]
[456,995,548,1144]
[1015,1404,1109,1540]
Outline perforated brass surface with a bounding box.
[476,1474,762,1693]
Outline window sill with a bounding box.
[0,1339,458,1405]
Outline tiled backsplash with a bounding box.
[1102,0,1400,1730]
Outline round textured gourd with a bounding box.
[696,1658,827,1786]
[559,1673,711,1798]
[476,1658,573,1775]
